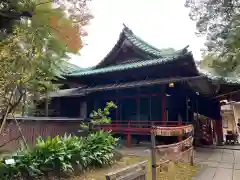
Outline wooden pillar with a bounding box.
[44,90,49,117]
[115,99,118,128]
[80,102,87,118]
[151,125,157,180]
[178,119,183,141]
[186,96,189,122]
[149,96,152,121]
[137,97,140,121]
[216,117,223,146]
[161,86,167,125]
[21,89,26,116]
[127,121,131,147]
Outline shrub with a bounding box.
[0,131,118,179]
[80,101,117,130]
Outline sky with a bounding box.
[70,0,206,68]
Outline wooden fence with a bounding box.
[105,161,148,180]
[0,117,83,151]
[151,125,195,180]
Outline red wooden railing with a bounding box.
[98,120,192,147]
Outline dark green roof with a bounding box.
[198,68,240,85]
[94,25,189,68]
[66,25,240,86]
[68,54,189,77]
[123,26,188,58]
[56,61,82,79]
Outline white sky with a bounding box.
[70,0,206,68]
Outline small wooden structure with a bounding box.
[105,161,148,180]
[151,125,194,180]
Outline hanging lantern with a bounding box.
[169,82,174,87]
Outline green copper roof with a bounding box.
[95,25,189,68]
[56,61,82,79]
[123,26,188,58]
[198,68,240,85]
[68,54,189,77]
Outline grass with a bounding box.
[69,155,147,180]
[59,155,199,180]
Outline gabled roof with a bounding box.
[69,52,192,77]
[92,25,189,68]
[67,25,189,77]
[65,25,240,88]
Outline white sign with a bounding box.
[5,159,15,165]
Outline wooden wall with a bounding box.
[0,118,82,152]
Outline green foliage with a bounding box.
[81,101,117,130]
[91,101,117,124]
[185,0,240,76]
[0,132,118,179]
[0,0,91,119]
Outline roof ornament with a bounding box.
[123,23,133,34]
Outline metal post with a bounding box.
[151,124,157,180]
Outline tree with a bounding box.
[0,0,92,135]
[185,0,240,76]
[0,0,92,50]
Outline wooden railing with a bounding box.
[151,125,195,180]
[98,120,191,147]
[105,161,148,180]
[99,120,191,133]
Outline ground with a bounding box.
[196,147,240,180]
[56,146,240,180]
[120,146,240,180]
[69,155,148,180]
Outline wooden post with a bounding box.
[216,118,223,146]
[105,161,148,180]
[21,90,26,116]
[115,99,118,127]
[190,148,194,166]
[178,121,183,142]
[44,90,49,117]
[127,121,131,147]
[186,96,189,122]
[151,124,157,180]
[161,86,167,125]
[137,97,140,121]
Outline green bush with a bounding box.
[0,131,118,180]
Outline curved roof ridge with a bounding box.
[123,26,162,57]
[68,52,193,77]
[93,24,190,69]
[123,25,189,57]
[197,67,240,84]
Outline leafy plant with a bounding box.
[0,131,118,179]
[81,101,117,130]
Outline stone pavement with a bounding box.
[195,147,240,180]
[120,146,240,180]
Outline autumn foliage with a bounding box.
[49,0,92,53]
[50,16,86,52]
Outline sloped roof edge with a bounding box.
[94,24,189,68]
[68,52,192,77]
